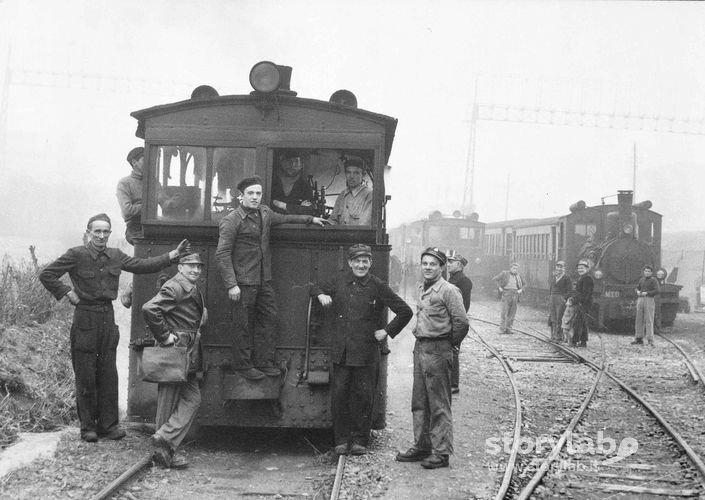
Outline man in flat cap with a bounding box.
[310,244,412,455]
[117,147,145,245]
[493,262,524,334]
[396,247,468,469]
[446,252,472,395]
[216,176,328,380]
[548,261,572,342]
[143,252,207,469]
[39,213,190,442]
[633,264,659,347]
[330,158,373,226]
[271,150,315,215]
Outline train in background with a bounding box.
[127,62,397,429]
[483,190,681,329]
[388,210,485,296]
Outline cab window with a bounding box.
[154,146,206,221]
[269,148,375,226]
[211,147,256,219]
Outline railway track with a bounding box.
[472,312,705,499]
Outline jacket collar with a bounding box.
[85,242,107,260]
[173,271,197,293]
[346,269,371,285]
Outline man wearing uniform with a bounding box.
[570,260,594,347]
[39,213,189,442]
[396,247,469,469]
[310,244,412,455]
[493,263,524,334]
[215,176,328,380]
[143,252,207,469]
[447,252,472,395]
[548,261,572,342]
[116,146,145,245]
[330,158,373,226]
[632,264,659,346]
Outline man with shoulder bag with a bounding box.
[143,252,207,469]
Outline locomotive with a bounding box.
[483,190,680,329]
[127,62,397,428]
[388,211,486,297]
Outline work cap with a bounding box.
[344,157,364,170]
[87,213,111,229]
[577,260,590,269]
[643,264,653,271]
[448,253,468,267]
[236,175,264,193]
[179,252,204,265]
[126,147,144,164]
[348,244,372,260]
[555,260,566,267]
[421,247,447,266]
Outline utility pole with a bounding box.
[632,143,637,201]
[462,78,479,214]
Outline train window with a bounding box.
[154,146,207,222]
[211,147,257,219]
[575,224,597,237]
[269,149,375,226]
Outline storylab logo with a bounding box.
[485,431,638,465]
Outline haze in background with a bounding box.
[1,0,703,268]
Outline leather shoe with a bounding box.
[396,447,431,462]
[451,387,460,395]
[421,454,449,469]
[334,443,349,455]
[151,434,173,468]
[630,339,643,345]
[238,367,265,380]
[100,427,126,440]
[170,453,189,469]
[81,431,98,443]
[259,366,281,377]
[349,443,367,455]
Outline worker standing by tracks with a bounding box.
[395,247,469,469]
[633,264,659,347]
[447,252,472,395]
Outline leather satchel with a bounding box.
[140,345,189,383]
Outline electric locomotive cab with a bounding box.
[127,62,398,429]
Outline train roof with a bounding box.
[131,93,398,162]
[485,217,561,229]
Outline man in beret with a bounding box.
[447,252,472,395]
[215,176,328,380]
[396,247,468,469]
[271,151,315,215]
[330,158,373,226]
[633,264,659,347]
[310,244,412,455]
[116,146,145,245]
[143,252,207,469]
[570,260,594,347]
[39,213,190,442]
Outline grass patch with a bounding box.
[0,250,76,448]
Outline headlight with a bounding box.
[623,223,633,235]
[594,269,603,279]
[249,61,281,94]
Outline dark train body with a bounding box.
[483,190,680,329]
[388,211,486,296]
[127,63,397,428]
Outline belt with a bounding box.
[76,302,113,312]
[416,335,451,342]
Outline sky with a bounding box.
[1,0,704,260]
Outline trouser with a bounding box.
[155,375,201,450]
[124,220,143,246]
[500,291,519,332]
[231,282,278,370]
[70,304,120,435]
[451,348,460,389]
[411,338,453,456]
[331,363,378,446]
[549,295,566,340]
[654,297,662,333]
[572,307,589,345]
[635,296,655,342]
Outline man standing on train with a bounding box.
[493,263,524,334]
[39,213,190,442]
[330,157,373,226]
[396,247,468,469]
[447,252,472,395]
[215,176,328,380]
[310,244,412,455]
[116,146,145,245]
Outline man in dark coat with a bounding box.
[447,252,472,395]
[570,260,594,347]
[39,213,189,442]
[270,151,315,215]
[310,244,412,455]
[548,261,572,342]
[143,252,207,469]
[116,146,145,245]
[215,176,328,380]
